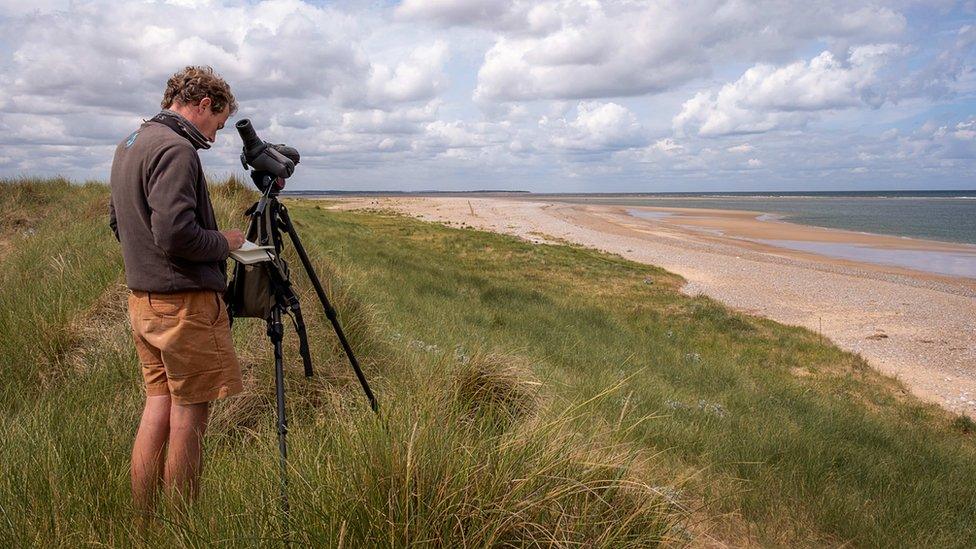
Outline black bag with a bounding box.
[225,203,278,320]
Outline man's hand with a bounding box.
[221,229,245,251]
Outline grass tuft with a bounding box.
[951,414,976,435]
[453,351,541,426]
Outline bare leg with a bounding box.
[132,394,172,517]
[164,401,210,503]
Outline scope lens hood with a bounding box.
[236,118,299,180]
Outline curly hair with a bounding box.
[161,66,238,115]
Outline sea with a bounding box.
[543,190,976,246]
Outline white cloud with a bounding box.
[653,138,684,155]
[924,118,976,159]
[395,0,523,29]
[423,120,489,149]
[546,101,644,151]
[835,6,906,40]
[727,143,755,153]
[473,2,714,102]
[0,114,69,144]
[901,23,976,100]
[366,42,450,105]
[341,102,440,134]
[674,44,901,137]
[0,0,463,185]
[0,0,454,115]
[458,1,911,103]
[0,0,69,16]
[951,119,976,141]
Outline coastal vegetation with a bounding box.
[2,177,975,546]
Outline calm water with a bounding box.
[754,239,976,278]
[549,191,976,245]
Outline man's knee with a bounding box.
[170,401,210,433]
[140,394,172,429]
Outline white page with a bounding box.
[238,239,274,251]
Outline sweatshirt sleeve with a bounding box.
[108,195,120,242]
[145,144,229,262]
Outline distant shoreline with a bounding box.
[284,189,976,198]
[290,190,976,246]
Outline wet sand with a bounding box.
[332,197,976,415]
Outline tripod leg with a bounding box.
[276,205,379,413]
[268,308,291,537]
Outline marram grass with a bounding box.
[1,177,975,546]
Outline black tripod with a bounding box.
[232,172,378,527]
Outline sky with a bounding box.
[0,0,973,192]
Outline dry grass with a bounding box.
[62,282,131,374]
[453,351,542,424]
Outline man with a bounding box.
[109,66,246,515]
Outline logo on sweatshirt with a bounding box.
[124,131,140,149]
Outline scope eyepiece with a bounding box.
[236,119,262,153]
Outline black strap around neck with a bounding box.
[150,111,211,150]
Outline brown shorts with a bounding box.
[128,289,243,405]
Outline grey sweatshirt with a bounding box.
[109,117,229,292]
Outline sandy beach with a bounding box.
[332,196,976,415]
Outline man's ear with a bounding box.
[199,97,213,112]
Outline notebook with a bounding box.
[229,240,276,265]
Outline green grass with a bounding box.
[1,177,975,546]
